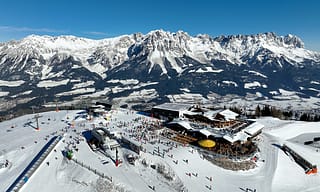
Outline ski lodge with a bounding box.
[95,101,112,111]
[167,118,263,144]
[152,103,263,143]
[151,103,193,120]
[87,101,112,117]
[88,105,106,117]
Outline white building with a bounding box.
[91,128,120,151]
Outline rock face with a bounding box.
[0,30,320,110]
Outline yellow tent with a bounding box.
[198,139,216,148]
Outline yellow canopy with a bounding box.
[198,139,216,148]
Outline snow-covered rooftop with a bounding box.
[202,109,239,121]
[152,103,192,112]
[202,109,221,121]
[198,129,213,137]
[244,122,264,136]
[171,119,193,130]
[218,109,239,121]
[284,141,320,166]
[223,132,250,143]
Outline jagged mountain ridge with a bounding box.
[1,30,319,78]
[0,30,320,111]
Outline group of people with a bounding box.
[0,159,9,168]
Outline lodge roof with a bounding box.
[152,103,193,112]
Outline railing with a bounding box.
[71,158,113,182]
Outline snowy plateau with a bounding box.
[0,30,320,112]
[0,109,320,192]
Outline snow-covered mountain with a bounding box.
[0,34,141,79]
[0,30,320,111]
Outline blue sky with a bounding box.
[0,0,319,51]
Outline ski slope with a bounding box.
[0,110,319,192]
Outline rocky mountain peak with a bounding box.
[283,34,304,48]
[0,30,319,112]
[0,30,318,79]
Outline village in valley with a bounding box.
[1,101,320,192]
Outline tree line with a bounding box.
[229,105,320,122]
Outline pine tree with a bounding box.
[229,106,241,114]
[255,105,261,117]
[300,113,308,121]
[261,105,271,116]
[271,106,282,118]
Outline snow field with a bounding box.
[0,109,320,191]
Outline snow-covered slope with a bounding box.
[126,30,320,74]
[0,34,139,78]
[1,110,320,192]
[212,33,320,65]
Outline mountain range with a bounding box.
[0,30,320,111]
